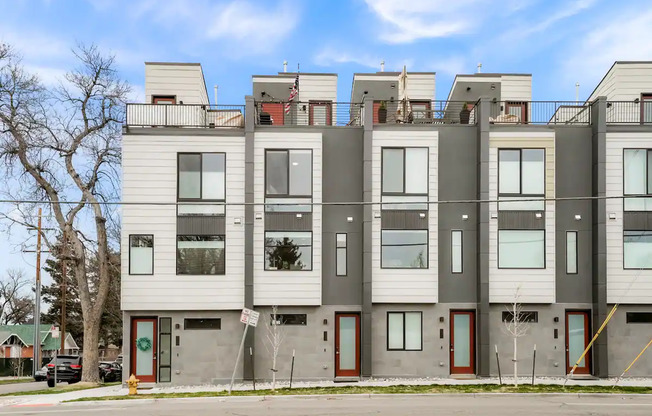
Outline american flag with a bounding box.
[285,74,299,114]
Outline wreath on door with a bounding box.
[136,337,152,352]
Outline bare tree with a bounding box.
[0,269,34,324]
[503,286,531,387]
[0,44,129,382]
[263,306,286,390]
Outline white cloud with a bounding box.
[314,47,383,69]
[24,64,68,87]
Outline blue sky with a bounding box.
[2,0,652,278]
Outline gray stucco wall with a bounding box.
[438,126,478,303]
[606,305,652,376]
[555,127,594,303]
[321,128,364,306]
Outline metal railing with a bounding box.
[254,101,364,126]
[373,100,478,125]
[490,101,591,125]
[605,101,652,124]
[125,104,245,128]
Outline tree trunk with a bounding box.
[272,354,277,390]
[81,314,101,383]
[513,336,518,387]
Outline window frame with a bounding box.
[264,230,313,271]
[497,148,545,199]
[183,318,221,330]
[270,314,308,326]
[381,147,429,197]
[566,231,578,274]
[152,95,176,104]
[451,230,463,274]
[129,234,154,276]
[386,311,423,351]
[641,94,652,124]
[176,235,226,275]
[410,100,432,119]
[505,101,528,123]
[158,317,172,382]
[623,230,652,270]
[336,233,347,276]
[497,229,546,269]
[380,229,429,269]
[502,311,539,323]
[177,152,226,203]
[264,149,313,198]
[309,101,333,126]
[626,312,652,324]
[622,148,652,206]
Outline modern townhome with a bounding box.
[121,61,652,385]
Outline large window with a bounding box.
[265,149,312,212]
[264,231,312,271]
[451,230,463,274]
[176,235,225,275]
[566,231,578,274]
[382,147,428,195]
[498,230,545,269]
[623,149,652,211]
[624,231,652,269]
[336,233,347,276]
[381,230,428,269]
[178,153,225,215]
[129,235,153,275]
[498,148,545,210]
[387,312,422,351]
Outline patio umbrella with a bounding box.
[397,65,412,123]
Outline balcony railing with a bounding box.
[125,104,245,128]
[489,101,591,125]
[254,101,363,126]
[605,101,652,124]
[373,100,478,125]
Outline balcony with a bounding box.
[254,101,363,126]
[488,101,591,125]
[605,101,652,124]
[374,101,478,125]
[125,104,245,128]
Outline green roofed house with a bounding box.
[0,325,80,359]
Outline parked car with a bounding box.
[34,366,48,381]
[98,361,122,382]
[115,354,123,364]
[46,355,82,387]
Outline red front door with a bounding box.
[131,317,157,382]
[261,103,285,125]
[335,313,360,377]
[566,311,591,375]
[450,311,475,375]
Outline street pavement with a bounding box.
[1,394,652,415]
[0,382,46,395]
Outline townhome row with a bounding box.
[121,61,652,385]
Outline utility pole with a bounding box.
[32,208,42,377]
[60,231,66,354]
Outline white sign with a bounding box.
[51,326,60,339]
[240,308,260,327]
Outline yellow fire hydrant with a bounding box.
[127,374,140,395]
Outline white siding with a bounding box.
[500,75,532,102]
[605,132,652,303]
[298,74,338,125]
[145,64,209,104]
[488,132,556,303]
[405,74,436,101]
[253,132,323,306]
[372,130,438,303]
[590,63,652,101]
[121,134,245,311]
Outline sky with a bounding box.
[2,0,652,278]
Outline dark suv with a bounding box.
[46,355,82,387]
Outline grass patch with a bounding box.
[0,382,120,397]
[67,383,652,402]
[0,378,35,386]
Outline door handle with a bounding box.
[153,353,157,360]
[450,348,454,352]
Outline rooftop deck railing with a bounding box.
[489,101,591,125]
[373,100,478,125]
[125,104,245,128]
[605,101,652,124]
[254,101,364,126]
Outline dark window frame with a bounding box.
[380,229,429,270]
[183,318,222,330]
[381,147,429,197]
[497,229,546,270]
[176,235,226,275]
[152,95,176,104]
[158,317,172,382]
[626,312,652,323]
[622,149,652,207]
[451,230,463,274]
[641,94,652,124]
[502,311,539,323]
[497,148,546,199]
[505,101,529,123]
[566,230,578,274]
[270,314,307,326]
[264,230,313,271]
[386,311,423,351]
[177,152,226,203]
[264,149,313,198]
[129,234,154,276]
[308,101,333,126]
[336,233,347,276]
[623,230,652,270]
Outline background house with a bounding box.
[0,324,80,359]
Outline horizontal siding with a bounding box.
[405,74,436,100]
[298,75,338,125]
[145,64,209,105]
[590,64,652,101]
[372,130,438,303]
[253,132,323,306]
[121,134,245,311]
[500,75,532,102]
[488,132,556,303]
[606,133,652,303]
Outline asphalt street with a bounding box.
[1,394,652,415]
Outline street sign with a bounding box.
[51,326,60,339]
[240,308,260,327]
